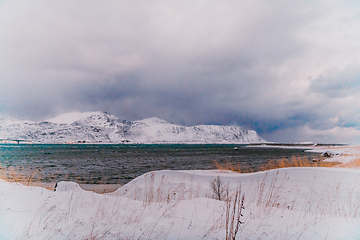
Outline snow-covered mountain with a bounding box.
[0,111,266,143]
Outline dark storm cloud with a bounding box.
[310,67,360,98]
[2,0,360,142]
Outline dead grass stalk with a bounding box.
[215,155,339,173]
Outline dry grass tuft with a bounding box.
[0,164,38,184]
[0,164,56,190]
[214,161,254,173]
[335,157,360,169]
[259,156,340,171]
[0,164,121,192]
[215,155,340,173]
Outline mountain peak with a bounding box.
[138,117,170,125]
[46,111,106,125]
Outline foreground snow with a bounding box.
[2,166,360,239]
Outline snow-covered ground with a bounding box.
[1,145,360,239]
[305,145,360,165]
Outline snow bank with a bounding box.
[1,167,360,239]
[305,145,360,164]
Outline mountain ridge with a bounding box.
[0,111,266,144]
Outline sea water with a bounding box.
[0,144,321,184]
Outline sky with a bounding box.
[1,0,360,143]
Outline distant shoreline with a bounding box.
[0,141,347,147]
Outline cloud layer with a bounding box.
[1,0,360,143]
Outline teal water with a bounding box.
[0,144,320,184]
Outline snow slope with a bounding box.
[1,167,360,239]
[0,112,265,143]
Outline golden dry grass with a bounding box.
[0,164,56,190]
[335,157,360,169]
[0,164,120,192]
[215,155,340,173]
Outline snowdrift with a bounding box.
[1,167,360,239]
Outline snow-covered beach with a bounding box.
[3,0,360,238]
[1,145,360,239]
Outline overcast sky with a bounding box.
[1,0,360,143]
